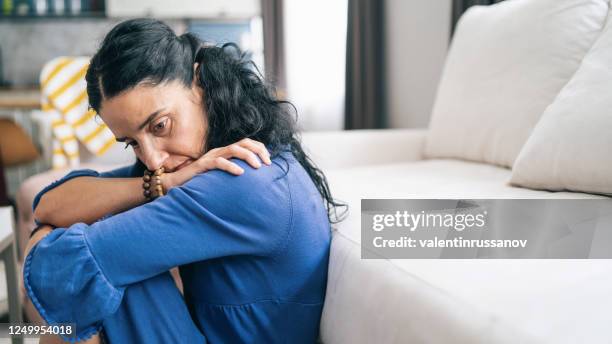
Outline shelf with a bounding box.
[0,12,105,19]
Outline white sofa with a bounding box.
[304,0,612,342]
[16,0,612,342]
[302,130,609,344]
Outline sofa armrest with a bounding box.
[300,129,427,170]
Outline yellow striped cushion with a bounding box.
[40,57,116,169]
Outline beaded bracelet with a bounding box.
[143,167,165,201]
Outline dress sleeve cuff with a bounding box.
[23,224,124,342]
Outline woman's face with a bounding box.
[99,80,207,172]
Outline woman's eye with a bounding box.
[153,118,168,133]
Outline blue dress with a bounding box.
[23,151,331,343]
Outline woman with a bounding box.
[23,18,343,343]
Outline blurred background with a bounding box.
[0,0,457,198]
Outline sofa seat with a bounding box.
[325,159,604,243]
[320,159,610,344]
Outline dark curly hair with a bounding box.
[85,18,346,223]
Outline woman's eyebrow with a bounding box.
[115,108,166,142]
[138,108,166,130]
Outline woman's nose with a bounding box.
[141,146,168,171]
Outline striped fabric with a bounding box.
[40,56,116,169]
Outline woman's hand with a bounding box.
[163,138,272,191]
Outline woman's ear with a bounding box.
[192,62,200,87]
[191,62,200,88]
[191,73,205,106]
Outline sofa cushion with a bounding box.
[425,0,608,167]
[510,10,612,196]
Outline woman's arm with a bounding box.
[34,138,271,228]
[34,176,145,228]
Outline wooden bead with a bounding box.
[143,190,151,197]
[143,174,151,182]
[154,168,163,176]
[144,170,152,176]
[143,182,150,189]
[156,178,162,185]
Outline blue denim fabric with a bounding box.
[24,152,331,343]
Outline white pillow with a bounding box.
[510,9,612,195]
[425,0,608,167]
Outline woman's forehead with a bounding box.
[100,82,184,127]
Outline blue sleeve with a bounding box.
[32,162,143,214]
[23,159,292,341]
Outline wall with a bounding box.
[0,18,186,87]
[385,0,452,128]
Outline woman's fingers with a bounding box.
[190,139,270,178]
[211,157,244,175]
[223,144,262,169]
[238,138,272,165]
